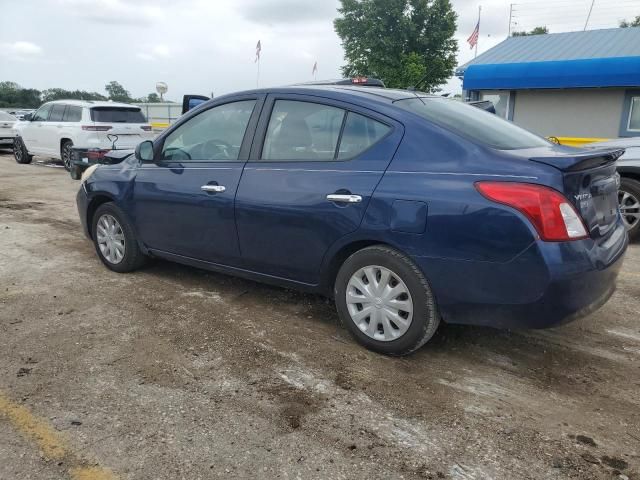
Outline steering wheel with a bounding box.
[162,147,191,161]
[199,138,234,160]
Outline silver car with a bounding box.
[591,138,640,240]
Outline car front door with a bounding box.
[234,95,403,285]
[133,95,263,264]
[22,103,53,154]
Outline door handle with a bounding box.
[201,184,226,193]
[326,194,362,203]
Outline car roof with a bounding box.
[45,99,141,109]
[215,85,439,107]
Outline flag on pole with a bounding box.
[255,40,261,62]
[467,21,479,49]
[312,61,318,76]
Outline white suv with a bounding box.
[13,100,153,176]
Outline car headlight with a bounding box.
[81,164,99,183]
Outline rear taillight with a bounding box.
[86,149,110,160]
[140,125,152,131]
[475,181,588,241]
[81,125,112,131]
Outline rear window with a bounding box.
[90,107,146,123]
[395,97,549,150]
[0,111,15,121]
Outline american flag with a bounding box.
[255,40,261,62]
[467,21,479,49]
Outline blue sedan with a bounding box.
[76,84,628,355]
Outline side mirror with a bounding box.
[135,140,155,161]
[23,113,33,121]
[181,95,210,114]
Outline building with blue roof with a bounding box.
[456,27,640,142]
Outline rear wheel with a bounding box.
[334,245,440,356]
[92,203,146,273]
[13,137,33,164]
[619,177,640,241]
[61,140,73,171]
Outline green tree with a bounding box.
[104,81,133,103]
[334,0,458,91]
[619,16,640,27]
[145,93,162,103]
[0,81,42,108]
[41,88,106,102]
[512,26,549,36]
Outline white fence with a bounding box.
[133,102,182,132]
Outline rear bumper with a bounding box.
[414,221,628,329]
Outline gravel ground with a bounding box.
[0,151,639,480]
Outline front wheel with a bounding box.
[334,245,440,356]
[61,140,73,171]
[619,177,640,241]
[13,137,33,164]
[92,203,146,273]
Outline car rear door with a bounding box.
[234,94,403,284]
[47,104,68,157]
[133,95,263,265]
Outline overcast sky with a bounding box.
[1,0,638,100]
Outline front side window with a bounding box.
[627,96,640,132]
[63,106,82,122]
[262,100,345,160]
[395,97,550,150]
[161,100,256,161]
[49,104,66,122]
[32,104,52,122]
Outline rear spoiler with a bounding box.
[182,95,210,115]
[468,100,496,114]
[530,148,625,172]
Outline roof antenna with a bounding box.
[583,0,595,31]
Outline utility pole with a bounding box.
[508,3,513,37]
[584,0,595,31]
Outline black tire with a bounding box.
[61,140,73,171]
[13,137,33,164]
[620,177,640,241]
[334,245,440,356]
[91,202,146,273]
[70,165,82,180]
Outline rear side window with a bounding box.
[63,106,82,122]
[395,97,549,150]
[49,104,66,122]
[337,112,390,160]
[262,100,345,160]
[90,107,146,123]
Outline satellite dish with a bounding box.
[155,81,168,101]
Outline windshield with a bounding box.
[91,107,146,123]
[395,97,550,150]
[0,111,16,121]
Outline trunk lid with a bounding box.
[90,106,151,149]
[529,147,624,240]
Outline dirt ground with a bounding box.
[0,150,638,480]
